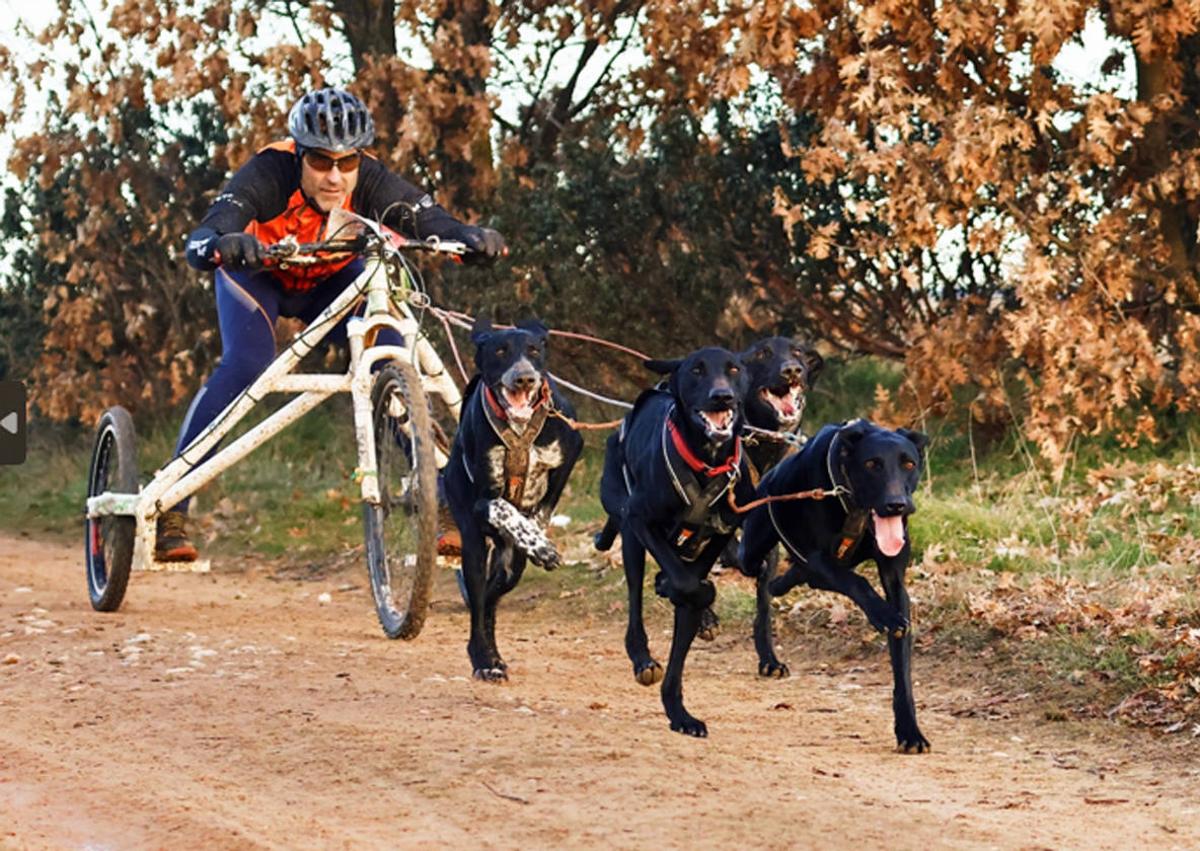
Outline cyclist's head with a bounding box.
[288,88,375,153]
[289,88,373,212]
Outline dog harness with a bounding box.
[766,421,867,565]
[658,408,743,562]
[477,381,553,507]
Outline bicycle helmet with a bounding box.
[287,88,375,153]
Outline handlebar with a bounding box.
[212,232,481,269]
[263,233,473,267]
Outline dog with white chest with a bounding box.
[442,317,584,681]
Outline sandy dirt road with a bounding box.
[2,532,1198,850]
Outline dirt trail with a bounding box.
[1,532,1198,850]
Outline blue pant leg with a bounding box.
[170,268,280,512]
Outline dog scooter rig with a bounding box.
[84,209,469,640]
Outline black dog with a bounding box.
[717,337,824,675]
[442,318,583,681]
[741,336,824,474]
[594,347,756,737]
[739,419,931,752]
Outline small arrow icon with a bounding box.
[0,412,15,434]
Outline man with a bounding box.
[156,88,505,561]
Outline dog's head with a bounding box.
[740,336,824,432]
[471,317,549,424]
[834,420,928,557]
[645,347,748,443]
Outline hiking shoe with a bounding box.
[437,530,462,557]
[437,502,461,556]
[155,510,198,562]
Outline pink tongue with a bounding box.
[781,399,796,416]
[874,513,906,557]
[505,388,533,417]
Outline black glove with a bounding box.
[457,225,508,265]
[214,233,266,271]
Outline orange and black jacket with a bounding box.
[185,140,464,292]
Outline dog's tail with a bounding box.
[593,515,619,551]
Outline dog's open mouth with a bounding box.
[696,408,735,439]
[760,384,803,427]
[501,381,542,422]
[872,511,906,557]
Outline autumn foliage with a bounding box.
[4,1,1200,475]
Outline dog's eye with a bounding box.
[728,364,740,374]
[495,345,508,357]
[757,349,771,360]
[864,459,881,472]
[901,459,916,471]
[690,364,705,376]
[527,345,541,357]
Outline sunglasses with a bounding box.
[304,150,362,174]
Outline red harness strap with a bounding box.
[666,419,741,478]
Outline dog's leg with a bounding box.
[738,499,780,579]
[753,548,788,677]
[716,536,740,571]
[625,514,713,610]
[739,508,788,674]
[661,598,709,738]
[479,543,518,673]
[462,531,505,682]
[878,556,929,754]
[481,550,526,676]
[795,553,908,637]
[594,515,619,551]
[596,431,625,552]
[621,532,662,686]
[696,536,739,643]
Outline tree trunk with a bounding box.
[1136,44,1200,304]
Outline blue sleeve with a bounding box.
[185,149,296,271]
[352,156,466,239]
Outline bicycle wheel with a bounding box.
[363,362,439,639]
[85,406,139,612]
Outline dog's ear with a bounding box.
[644,358,682,375]
[799,345,824,386]
[465,314,489,343]
[470,315,493,346]
[516,317,549,344]
[837,419,870,455]
[897,428,930,456]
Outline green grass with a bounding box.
[9,356,1200,584]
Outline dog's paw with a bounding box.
[758,659,790,678]
[895,729,931,754]
[473,666,508,683]
[668,714,708,738]
[634,660,664,686]
[865,603,908,638]
[768,570,802,597]
[883,609,907,638]
[487,498,560,569]
[697,607,720,642]
[530,541,561,571]
[593,522,617,552]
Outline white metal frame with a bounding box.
[85,233,463,572]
